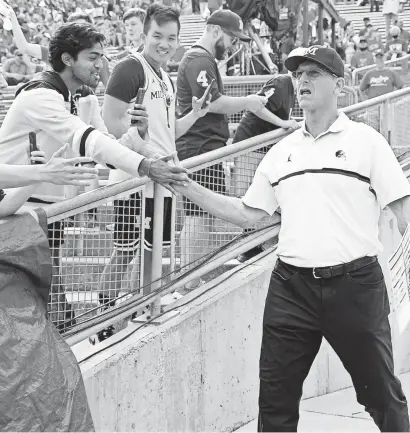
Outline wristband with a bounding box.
[147,159,154,177]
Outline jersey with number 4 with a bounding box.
[176,45,229,160]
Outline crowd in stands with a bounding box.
[0,0,407,87]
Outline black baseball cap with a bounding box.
[284,45,345,78]
[207,10,251,42]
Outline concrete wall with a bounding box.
[74,208,410,432]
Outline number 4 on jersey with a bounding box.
[197,70,209,88]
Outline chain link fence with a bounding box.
[389,92,410,159]
[47,185,146,335]
[39,88,410,340]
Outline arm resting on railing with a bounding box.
[253,107,300,130]
[174,180,271,228]
[209,94,267,116]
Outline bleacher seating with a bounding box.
[334,1,410,42]
[179,14,207,49]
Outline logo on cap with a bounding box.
[238,18,243,30]
[305,47,319,56]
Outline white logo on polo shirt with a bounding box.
[305,47,319,56]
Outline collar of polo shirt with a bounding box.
[301,111,349,138]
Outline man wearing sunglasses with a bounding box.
[176,9,267,290]
[173,46,410,431]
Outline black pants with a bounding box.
[258,258,409,432]
[370,0,379,11]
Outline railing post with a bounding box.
[169,195,177,277]
[380,100,392,141]
[149,182,165,317]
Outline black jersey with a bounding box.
[236,75,295,140]
[176,45,229,160]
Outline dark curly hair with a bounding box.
[143,3,180,36]
[48,22,105,72]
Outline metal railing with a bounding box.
[352,53,410,87]
[0,75,276,128]
[39,87,410,343]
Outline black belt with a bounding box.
[279,256,377,279]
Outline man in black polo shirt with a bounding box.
[176,9,267,290]
[233,72,299,262]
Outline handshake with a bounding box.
[137,151,191,195]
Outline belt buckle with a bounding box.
[312,268,321,279]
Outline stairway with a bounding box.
[179,14,207,49]
[334,1,410,43]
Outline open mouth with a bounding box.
[300,89,312,95]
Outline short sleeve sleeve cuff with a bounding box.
[242,171,279,215]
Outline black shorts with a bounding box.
[183,163,226,216]
[113,193,172,252]
[48,220,65,250]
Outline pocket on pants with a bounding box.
[271,260,299,282]
[347,260,384,288]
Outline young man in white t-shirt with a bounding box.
[99,5,210,339]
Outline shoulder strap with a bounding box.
[15,71,70,101]
[33,207,48,238]
[128,52,149,96]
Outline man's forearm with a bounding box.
[209,95,250,115]
[88,130,146,176]
[255,107,287,128]
[389,195,410,235]
[175,110,200,139]
[0,164,43,187]
[0,184,39,218]
[174,181,267,228]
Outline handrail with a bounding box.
[43,87,410,223]
[65,222,281,347]
[37,85,410,344]
[351,53,410,86]
[65,147,410,347]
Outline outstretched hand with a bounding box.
[138,153,191,195]
[35,144,99,186]
[192,93,211,118]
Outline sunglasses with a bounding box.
[223,31,239,46]
[292,68,338,81]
